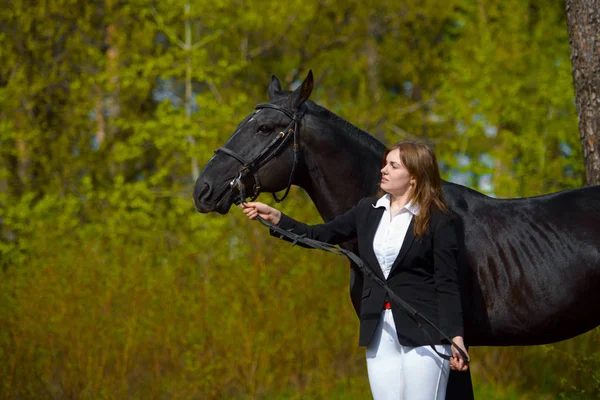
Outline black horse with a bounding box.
[194,70,600,396]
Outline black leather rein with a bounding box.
[254,214,470,366]
[214,103,305,203]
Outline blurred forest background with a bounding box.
[1,0,598,399]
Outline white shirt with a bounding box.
[372,194,419,279]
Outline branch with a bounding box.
[151,6,223,51]
[191,30,223,50]
[247,15,298,59]
[395,90,439,117]
[388,123,439,146]
[207,80,223,103]
[150,5,186,49]
[315,68,331,88]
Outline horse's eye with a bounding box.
[256,125,271,135]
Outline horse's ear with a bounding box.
[291,70,314,110]
[268,75,283,100]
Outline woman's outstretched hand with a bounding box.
[240,202,282,225]
[450,336,469,372]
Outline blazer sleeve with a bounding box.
[269,199,367,246]
[433,213,464,339]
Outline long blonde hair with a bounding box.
[381,141,448,240]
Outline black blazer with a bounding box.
[272,197,464,347]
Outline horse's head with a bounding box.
[194,71,314,214]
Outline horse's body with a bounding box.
[195,72,600,347]
[444,182,600,345]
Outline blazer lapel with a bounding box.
[388,218,416,277]
[362,205,386,281]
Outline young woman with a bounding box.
[241,141,469,399]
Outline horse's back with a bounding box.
[442,182,600,345]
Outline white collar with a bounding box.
[373,193,419,215]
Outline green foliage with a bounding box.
[0,0,594,398]
[0,190,369,399]
[436,0,583,196]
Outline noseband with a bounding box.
[214,103,305,203]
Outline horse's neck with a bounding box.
[297,108,385,222]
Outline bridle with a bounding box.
[214,102,306,203]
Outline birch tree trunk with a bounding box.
[566,0,600,185]
[185,3,200,182]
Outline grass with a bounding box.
[0,208,598,399]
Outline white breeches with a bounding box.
[366,310,451,400]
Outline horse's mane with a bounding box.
[305,101,386,155]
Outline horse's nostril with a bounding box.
[197,183,210,202]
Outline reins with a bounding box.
[252,212,469,366]
[220,101,469,366]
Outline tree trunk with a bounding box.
[566,0,600,185]
[185,3,200,182]
[105,23,121,136]
[366,14,385,142]
[95,85,106,147]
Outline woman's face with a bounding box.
[380,149,415,197]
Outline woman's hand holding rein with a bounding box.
[450,336,469,372]
[240,202,282,225]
